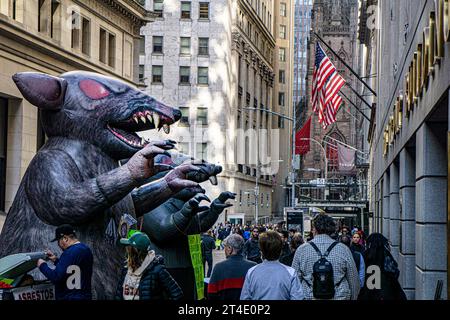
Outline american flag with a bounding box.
[311,43,345,129]
[320,72,345,128]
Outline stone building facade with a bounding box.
[141,0,294,224]
[0,0,151,218]
[369,0,449,300]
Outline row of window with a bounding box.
[153,0,210,20]
[178,107,208,126]
[245,0,272,29]
[149,66,209,85]
[70,12,116,68]
[238,189,271,208]
[149,36,209,56]
[177,142,208,160]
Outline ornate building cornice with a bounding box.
[98,0,155,29]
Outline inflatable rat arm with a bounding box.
[132,157,221,216]
[142,194,210,242]
[142,192,235,243]
[25,141,177,226]
[184,192,236,233]
[132,164,203,216]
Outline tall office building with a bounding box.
[141,0,294,224]
[293,0,312,131]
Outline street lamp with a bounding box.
[242,107,296,213]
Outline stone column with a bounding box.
[389,163,400,262]
[399,147,416,299]
[382,171,390,239]
[415,122,448,300]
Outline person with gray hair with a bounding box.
[207,234,256,300]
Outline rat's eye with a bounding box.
[79,79,110,100]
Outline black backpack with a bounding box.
[308,241,340,299]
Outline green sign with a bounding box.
[188,234,204,300]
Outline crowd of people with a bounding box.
[35,214,407,301]
[205,215,407,300]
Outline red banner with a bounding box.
[295,117,312,155]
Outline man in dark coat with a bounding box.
[207,234,256,300]
[243,228,262,264]
[201,230,216,277]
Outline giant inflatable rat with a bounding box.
[0,71,204,299]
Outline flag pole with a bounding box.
[314,32,377,97]
[345,83,373,109]
[340,91,371,122]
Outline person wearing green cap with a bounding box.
[115,232,183,300]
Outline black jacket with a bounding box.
[243,238,261,263]
[115,255,184,300]
[358,250,406,301]
[201,234,216,259]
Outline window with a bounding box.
[178,142,189,154]
[152,65,163,83]
[139,37,145,55]
[139,65,144,82]
[71,11,80,50]
[197,108,208,125]
[99,28,107,63]
[181,2,191,19]
[154,0,163,18]
[198,37,209,56]
[153,36,163,53]
[179,66,190,84]
[279,92,285,106]
[279,48,286,62]
[38,0,48,34]
[279,70,285,84]
[108,33,116,68]
[280,25,286,39]
[71,12,90,56]
[81,18,90,56]
[51,0,61,40]
[198,67,208,84]
[179,107,190,126]
[180,37,191,55]
[99,28,115,67]
[278,117,285,129]
[280,3,287,17]
[196,143,208,160]
[199,2,209,19]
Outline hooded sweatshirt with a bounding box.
[122,251,155,300]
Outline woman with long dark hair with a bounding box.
[358,233,407,300]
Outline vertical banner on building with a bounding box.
[338,144,356,173]
[188,234,204,300]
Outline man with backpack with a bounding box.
[292,214,360,300]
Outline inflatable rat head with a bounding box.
[13,71,181,159]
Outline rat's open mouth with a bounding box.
[108,109,174,148]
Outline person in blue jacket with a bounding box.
[36,224,93,300]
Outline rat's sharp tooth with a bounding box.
[153,113,160,128]
[133,116,139,124]
[147,114,153,124]
[209,176,218,185]
[141,137,146,145]
[140,116,147,124]
[163,124,170,134]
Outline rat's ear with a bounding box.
[12,72,67,110]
